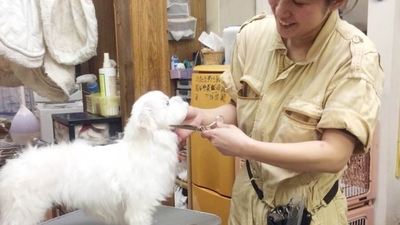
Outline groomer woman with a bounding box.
[177,0,384,224]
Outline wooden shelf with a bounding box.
[175,178,188,190]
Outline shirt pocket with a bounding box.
[276,97,323,142]
[236,75,262,135]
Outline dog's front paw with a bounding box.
[124,211,153,225]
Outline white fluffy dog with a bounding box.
[0,90,188,225]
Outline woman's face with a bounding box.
[268,0,339,41]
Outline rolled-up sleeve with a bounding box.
[317,52,384,154]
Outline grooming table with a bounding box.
[42,205,221,225]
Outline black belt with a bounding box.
[245,160,338,205]
[246,160,264,200]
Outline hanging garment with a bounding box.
[0,0,98,102]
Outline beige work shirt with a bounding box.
[221,10,384,224]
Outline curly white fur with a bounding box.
[0,90,188,225]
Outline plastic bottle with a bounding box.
[223,26,240,65]
[170,55,179,70]
[76,74,99,94]
[99,53,117,97]
[87,81,99,94]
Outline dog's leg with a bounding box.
[0,203,49,225]
[123,203,154,225]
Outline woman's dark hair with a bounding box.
[333,0,359,15]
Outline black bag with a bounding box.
[301,208,312,225]
[266,203,311,225]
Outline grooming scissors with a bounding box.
[170,115,224,131]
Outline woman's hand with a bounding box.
[201,121,251,158]
[174,106,203,140]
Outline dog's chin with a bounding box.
[172,102,189,123]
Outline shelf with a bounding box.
[175,178,188,190]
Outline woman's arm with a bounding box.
[246,129,356,173]
[199,103,237,126]
[202,126,357,173]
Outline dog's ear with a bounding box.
[137,107,157,131]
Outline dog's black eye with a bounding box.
[166,100,169,106]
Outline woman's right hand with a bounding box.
[175,106,203,140]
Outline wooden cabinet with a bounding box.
[113,0,172,123]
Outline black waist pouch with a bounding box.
[301,208,312,225]
[266,205,311,225]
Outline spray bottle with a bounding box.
[99,53,117,97]
[76,74,98,94]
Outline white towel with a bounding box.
[0,0,98,102]
[0,0,45,68]
[0,50,75,102]
[40,0,98,65]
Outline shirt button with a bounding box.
[352,36,362,44]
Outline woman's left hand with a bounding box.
[201,121,251,157]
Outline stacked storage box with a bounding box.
[176,79,191,102]
[341,127,379,224]
[167,0,197,41]
[170,66,192,102]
